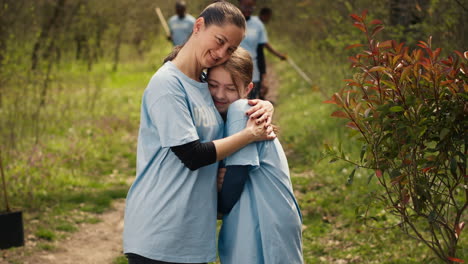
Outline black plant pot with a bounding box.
[0,210,24,249]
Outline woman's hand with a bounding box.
[217,167,226,192]
[245,116,276,142]
[245,99,274,127]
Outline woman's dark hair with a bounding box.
[164,1,245,63]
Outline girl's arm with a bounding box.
[218,165,249,214]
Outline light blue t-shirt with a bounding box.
[218,100,303,264]
[168,14,196,46]
[123,61,224,263]
[240,16,268,82]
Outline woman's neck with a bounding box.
[172,44,204,82]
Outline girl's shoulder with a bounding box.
[228,99,250,114]
[229,99,250,110]
[226,99,250,122]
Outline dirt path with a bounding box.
[263,63,280,103]
[9,199,126,264]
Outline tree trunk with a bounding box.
[31,0,66,70]
[112,26,123,72]
[0,1,7,108]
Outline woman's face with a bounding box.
[194,19,244,69]
[208,66,244,115]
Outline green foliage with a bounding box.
[35,228,56,241]
[38,243,56,251]
[55,222,78,233]
[325,10,467,263]
[113,255,128,264]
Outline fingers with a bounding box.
[265,125,276,140]
[265,115,272,127]
[245,103,261,116]
[255,111,270,125]
[217,168,226,192]
[250,107,267,121]
[267,131,277,139]
[247,99,260,106]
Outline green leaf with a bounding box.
[360,145,367,162]
[450,157,457,177]
[390,169,400,179]
[367,172,374,184]
[440,128,450,139]
[347,168,356,185]
[390,106,405,112]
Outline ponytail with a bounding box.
[163,45,183,63]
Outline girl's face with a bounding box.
[193,18,244,69]
[208,66,251,115]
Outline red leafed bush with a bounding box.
[325,10,467,263]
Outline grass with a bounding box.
[34,228,56,241]
[113,255,129,264]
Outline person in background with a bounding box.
[123,2,275,264]
[258,7,272,24]
[167,1,196,46]
[207,47,303,264]
[238,0,286,99]
[256,6,286,100]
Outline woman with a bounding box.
[207,47,303,264]
[123,2,275,264]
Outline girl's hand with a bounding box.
[245,116,276,142]
[217,168,226,192]
[246,99,274,127]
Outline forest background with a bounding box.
[0,0,466,263]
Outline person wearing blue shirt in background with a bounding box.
[238,0,287,100]
[123,2,276,264]
[168,1,196,46]
[207,47,303,264]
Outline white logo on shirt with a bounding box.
[193,106,217,127]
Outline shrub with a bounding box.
[325,10,467,263]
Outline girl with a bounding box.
[207,47,304,264]
[123,2,275,264]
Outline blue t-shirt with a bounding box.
[168,14,196,46]
[218,100,303,264]
[123,61,224,263]
[240,16,268,82]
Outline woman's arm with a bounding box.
[213,115,274,161]
[171,115,274,170]
[171,100,274,170]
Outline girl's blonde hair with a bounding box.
[210,47,253,97]
[209,47,279,133]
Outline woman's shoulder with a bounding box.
[145,62,185,96]
[152,62,179,81]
